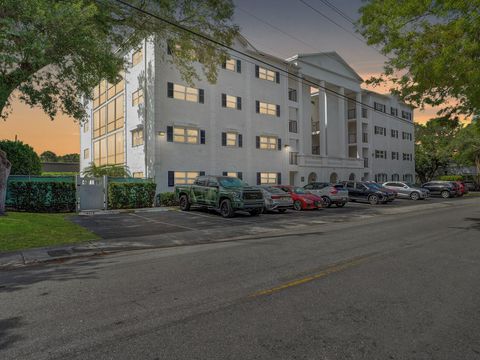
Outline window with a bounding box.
[168,82,203,103]
[375,150,387,159]
[391,129,399,138]
[224,58,241,73]
[226,132,237,146]
[132,89,144,106]
[83,121,89,133]
[225,172,238,178]
[83,148,89,159]
[173,127,199,144]
[257,66,276,82]
[93,132,124,166]
[93,74,124,109]
[132,48,143,66]
[374,102,386,112]
[403,174,414,182]
[222,94,241,110]
[374,126,386,136]
[402,131,412,141]
[174,171,200,185]
[403,153,413,161]
[375,173,388,182]
[392,174,400,181]
[132,129,144,147]
[390,107,398,116]
[289,120,298,133]
[132,172,144,178]
[259,136,278,150]
[257,101,279,116]
[392,151,399,160]
[288,88,297,102]
[260,172,278,184]
[402,111,412,120]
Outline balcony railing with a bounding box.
[362,108,368,118]
[288,88,297,102]
[364,158,369,168]
[311,122,320,132]
[289,120,298,133]
[348,108,356,119]
[362,132,368,143]
[348,133,357,144]
[312,145,320,155]
[289,152,298,165]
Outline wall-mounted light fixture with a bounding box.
[284,144,290,150]
[158,131,166,136]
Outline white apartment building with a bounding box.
[80,35,415,193]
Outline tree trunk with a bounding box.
[0,150,12,215]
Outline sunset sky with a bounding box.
[0,0,441,155]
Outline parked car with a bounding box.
[454,181,468,196]
[367,182,398,201]
[273,185,324,210]
[382,181,430,200]
[421,181,457,198]
[257,185,293,213]
[464,181,478,192]
[341,181,395,205]
[303,182,348,207]
[175,175,264,218]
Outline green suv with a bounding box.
[175,175,264,218]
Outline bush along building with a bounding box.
[80,35,415,193]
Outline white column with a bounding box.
[356,92,362,158]
[298,78,304,155]
[319,80,327,157]
[338,87,346,158]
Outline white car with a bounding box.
[382,181,430,200]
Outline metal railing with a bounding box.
[348,133,357,144]
[289,120,298,133]
[288,88,297,102]
[289,152,299,165]
[362,132,368,143]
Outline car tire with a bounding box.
[322,196,332,208]
[336,202,346,208]
[368,194,379,205]
[410,192,420,200]
[220,199,235,218]
[293,200,303,211]
[440,190,450,199]
[249,209,261,216]
[278,209,287,213]
[179,195,191,211]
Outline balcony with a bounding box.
[348,133,356,144]
[289,120,298,133]
[288,88,297,102]
[348,108,368,119]
[311,145,320,155]
[289,152,298,165]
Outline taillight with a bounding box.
[330,188,338,194]
[271,195,281,199]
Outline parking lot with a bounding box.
[72,196,474,240]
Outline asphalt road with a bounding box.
[1,198,480,359]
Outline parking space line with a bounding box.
[175,210,255,224]
[129,213,197,231]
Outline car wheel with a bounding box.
[322,196,332,208]
[249,209,261,216]
[220,199,235,218]
[179,195,191,211]
[410,192,420,200]
[336,202,346,208]
[368,194,379,205]
[440,190,450,199]
[293,200,303,211]
[278,209,287,213]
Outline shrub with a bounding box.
[156,192,178,207]
[7,181,76,212]
[438,175,463,181]
[108,182,156,209]
[0,140,41,175]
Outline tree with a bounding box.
[454,118,480,182]
[40,150,58,162]
[58,153,80,163]
[0,150,11,215]
[0,0,237,214]
[0,140,41,175]
[358,0,480,118]
[414,117,461,183]
[82,163,131,178]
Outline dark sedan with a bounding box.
[421,181,457,198]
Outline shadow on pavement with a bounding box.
[0,316,24,351]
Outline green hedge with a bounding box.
[7,181,76,212]
[438,175,463,181]
[156,192,178,207]
[108,182,156,209]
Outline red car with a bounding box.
[454,181,467,196]
[274,185,324,210]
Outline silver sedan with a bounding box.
[257,186,293,213]
[382,181,430,200]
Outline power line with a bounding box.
[109,0,412,124]
[318,0,356,24]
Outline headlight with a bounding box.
[232,192,242,200]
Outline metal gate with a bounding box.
[76,176,107,211]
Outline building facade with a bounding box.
[80,36,415,192]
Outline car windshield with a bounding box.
[218,177,248,188]
[293,187,307,194]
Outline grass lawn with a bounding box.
[0,212,99,253]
